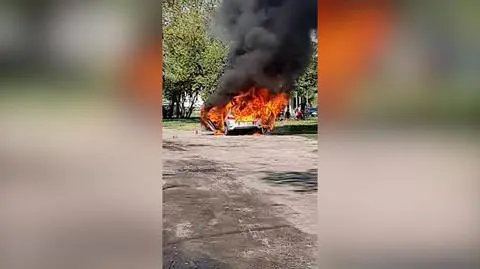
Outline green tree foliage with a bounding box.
[163,0,227,118]
[294,38,318,107]
[163,1,318,117]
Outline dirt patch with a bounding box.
[163,245,232,269]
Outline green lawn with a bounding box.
[163,117,203,130]
[272,118,318,139]
[163,116,318,139]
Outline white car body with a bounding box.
[224,112,262,134]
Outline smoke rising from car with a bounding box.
[203,0,317,110]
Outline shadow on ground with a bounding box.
[163,141,186,151]
[260,169,318,193]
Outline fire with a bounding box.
[201,87,288,134]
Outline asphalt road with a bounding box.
[162,128,318,268]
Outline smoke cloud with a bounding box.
[204,0,317,110]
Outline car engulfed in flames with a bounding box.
[201,87,289,135]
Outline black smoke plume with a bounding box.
[203,0,317,110]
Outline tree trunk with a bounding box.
[167,98,174,119]
[174,91,181,118]
[186,91,199,118]
[179,92,186,118]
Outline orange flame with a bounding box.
[201,87,288,133]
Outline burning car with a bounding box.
[224,110,263,135]
[201,87,288,135]
[202,109,263,135]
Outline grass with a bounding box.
[272,118,318,139]
[163,117,203,130]
[163,115,318,139]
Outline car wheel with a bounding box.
[224,123,229,135]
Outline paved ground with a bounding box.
[162,128,318,268]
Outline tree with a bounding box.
[294,38,318,107]
[163,0,227,118]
